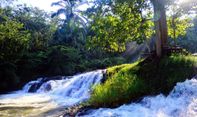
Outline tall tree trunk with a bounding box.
[151,0,168,57]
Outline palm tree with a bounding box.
[51,0,90,44]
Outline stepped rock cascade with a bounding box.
[81,77,197,117]
[0,70,104,117]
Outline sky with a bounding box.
[17,0,60,12]
[16,0,91,12]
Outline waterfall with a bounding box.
[1,70,197,117]
[82,77,197,117]
[0,70,105,117]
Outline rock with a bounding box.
[61,105,91,117]
[194,75,197,79]
[27,76,66,92]
[28,82,43,92]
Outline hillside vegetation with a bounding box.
[89,54,197,107]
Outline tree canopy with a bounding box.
[0,0,197,92]
[0,8,30,62]
[87,1,153,52]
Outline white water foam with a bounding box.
[83,78,197,117]
[0,70,104,117]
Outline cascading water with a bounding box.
[0,70,104,117]
[1,70,197,117]
[82,77,197,117]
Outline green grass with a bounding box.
[88,54,197,107]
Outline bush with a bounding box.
[89,54,197,107]
[0,62,19,92]
[16,51,47,83]
[89,61,148,107]
[84,57,127,70]
[14,45,127,89]
[0,41,128,93]
[0,12,30,62]
[44,45,81,76]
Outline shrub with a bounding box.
[0,13,30,62]
[43,45,82,76]
[0,62,19,92]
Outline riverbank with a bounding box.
[61,54,197,116]
[89,54,197,107]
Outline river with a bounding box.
[0,70,197,117]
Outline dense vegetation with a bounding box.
[89,54,197,107]
[0,5,127,93]
[0,0,196,96]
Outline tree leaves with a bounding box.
[87,2,153,52]
[51,0,88,48]
[0,9,30,62]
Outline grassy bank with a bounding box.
[88,54,197,107]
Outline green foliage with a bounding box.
[51,0,87,48]
[175,17,197,53]
[52,20,86,49]
[83,57,127,71]
[89,54,197,107]
[89,61,147,107]
[87,2,153,52]
[14,6,56,50]
[43,45,127,75]
[15,51,48,83]
[168,17,192,40]
[0,62,19,92]
[15,45,127,83]
[0,8,30,62]
[15,45,82,81]
[0,5,129,93]
[45,45,81,75]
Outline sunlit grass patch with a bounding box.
[89,54,197,108]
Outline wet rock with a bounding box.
[61,105,91,117]
[27,76,66,92]
[28,82,43,92]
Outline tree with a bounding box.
[51,0,89,48]
[89,0,197,57]
[150,0,168,57]
[168,17,191,43]
[0,8,30,62]
[150,0,197,57]
[175,17,197,53]
[87,1,153,52]
[13,5,56,51]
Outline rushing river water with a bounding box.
[0,69,197,117]
[84,77,197,117]
[0,70,104,117]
